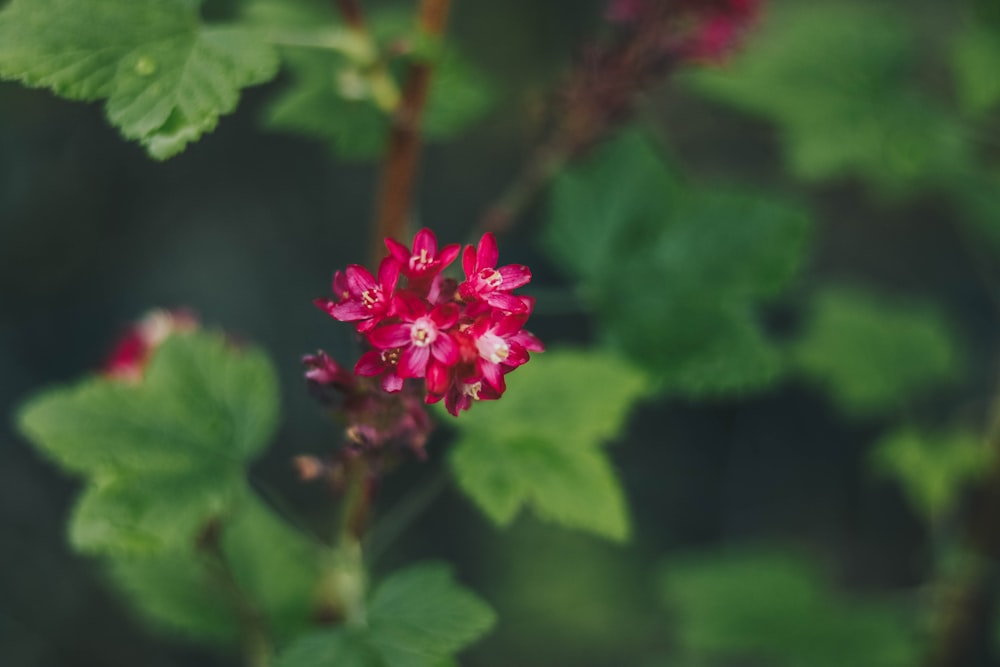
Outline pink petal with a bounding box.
[486,292,528,313]
[498,264,531,290]
[382,373,404,393]
[332,271,349,298]
[504,343,529,367]
[462,244,477,278]
[480,359,505,392]
[426,360,452,394]
[384,238,411,265]
[494,313,526,337]
[431,332,459,366]
[314,297,337,316]
[330,301,370,322]
[430,303,460,329]
[477,232,499,270]
[438,244,461,268]
[345,264,377,295]
[511,329,544,352]
[354,350,385,376]
[399,345,430,378]
[413,228,438,257]
[394,293,428,320]
[377,256,401,291]
[369,323,411,348]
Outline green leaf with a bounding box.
[792,287,962,417]
[659,548,920,667]
[109,551,242,645]
[275,629,381,667]
[871,427,989,522]
[368,563,497,667]
[687,3,970,191]
[69,468,241,556]
[546,129,810,396]
[423,51,496,140]
[952,24,1000,116]
[275,563,495,667]
[18,331,279,476]
[0,0,279,159]
[448,349,646,541]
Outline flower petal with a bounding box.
[330,301,371,322]
[413,228,438,257]
[382,373,404,393]
[385,237,411,265]
[430,303,460,329]
[438,243,461,268]
[377,256,401,291]
[369,323,411,348]
[462,244,477,278]
[344,264,377,295]
[485,292,528,313]
[497,264,531,290]
[480,359,506,392]
[354,350,385,376]
[426,360,452,394]
[477,232,499,269]
[399,344,430,378]
[431,332,459,366]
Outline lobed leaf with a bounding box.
[448,349,645,541]
[791,287,963,417]
[546,128,810,396]
[871,427,989,522]
[0,0,279,158]
[659,548,920,667]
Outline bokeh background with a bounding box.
[3,0,999,665]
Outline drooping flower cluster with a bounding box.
[314,229,543,417]
[103,308,198,382]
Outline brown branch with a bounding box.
[370,0,453,263]
[924,380,1000,667]
[333,0,365,30]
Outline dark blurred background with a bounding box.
[2,0,997,665]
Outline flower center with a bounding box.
[476,332,510,364]
[410,316,439,347]
[463,381,482,400]
[410,248,431,272]
[361,288,381,310]
[478,268,503,290]
[381,348,401,366]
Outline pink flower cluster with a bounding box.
[315,229,543,416]
[103,309,198,382]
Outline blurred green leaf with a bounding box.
[546,129,810,396]
[448,349,646,541]
[275,562,495,667]
[792,287,962,417]
[0,0,279,159]
[110,550,243,645]
[263,8,494,159]
[688,3,970,191]
[19,331,279,477]
[660,548,920,666]
[871,427,989,522]
[952,24,1000,116]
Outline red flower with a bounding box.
[468,312,544,393]
[355,347,405,393]
[368,295,460,379]
[103,309,198,382]
[458,232,531,313]
[385,228,461,290]
[316,257,400,333]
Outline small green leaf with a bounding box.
[368,563,497,667]
[275,629,380,667]
[275,563,495,667]
[546,128,810,396]
[659,548,920,666]
[792,288,962,417]
[871,427,989,522]
[448,349,645,541]
[952,24,1000,116]
[0,0,279,159]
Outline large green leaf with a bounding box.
[688,3,970,191]
[660,548,920,667]
[0,0,279,158]
[448,349,646,541]
[871,427,989,522]
[19,331,279,477]
[275,562,496,667]
[546,129,810,396]
[791,288,963,417]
